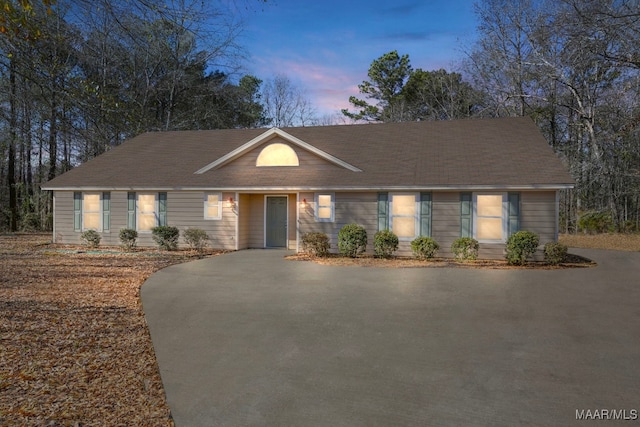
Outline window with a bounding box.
[204,192,222,220]
[315,193,334,222]
[138,194,157,231]
[74,192,110,232]
[474,193,506,242]
[256,143,299,166]
[82,193,101,230]
[390,193,418,240]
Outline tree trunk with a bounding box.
[8,55,18,232]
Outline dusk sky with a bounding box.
[239,0,478,118]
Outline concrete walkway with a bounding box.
[141,249,640,426]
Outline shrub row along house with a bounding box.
[42,117,574,258]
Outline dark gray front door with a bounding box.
[266,196,287,247]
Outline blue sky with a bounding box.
[238,0,478,118]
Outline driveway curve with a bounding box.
[141,249,640,427]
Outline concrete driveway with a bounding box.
[141,249,640,426]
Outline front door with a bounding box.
[266,196,287,247]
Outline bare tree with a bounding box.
[262,74,317,127]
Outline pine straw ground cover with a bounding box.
[0,234,222,427]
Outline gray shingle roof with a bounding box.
[42,117,574,190]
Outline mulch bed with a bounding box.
[285,252,595,269]
[0,234,222,427]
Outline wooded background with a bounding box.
[1,0,638,234]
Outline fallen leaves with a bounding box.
[0,234,222,426]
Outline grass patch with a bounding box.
[559,233,640,252]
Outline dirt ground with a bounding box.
[0,232,636,426]
[0,234,222,427]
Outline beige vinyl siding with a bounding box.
[165,191,237,250]
[287,195,297,249]
[53,191,238,249]
[246,194,265,249]
[299,192,378,254]
[54,189,559,258]
[520,191,557,242]
[237,194,252,249]
[217,137,347,174]
[431,192,461,258]
[53,191,78,244]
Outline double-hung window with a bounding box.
[133,192,167,231]
[315,193,334,222]
[390,193,419,240]
[474,193,506,242]
[204,192,222,220]
[74,192,110,232]
[83,193,102,231]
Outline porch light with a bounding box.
[226,197,235,208]
[300,198,307,207]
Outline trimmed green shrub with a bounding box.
[119,228,138,251]
[184,228,209,252]
[301,232,330,257]
[338,223,367,258]
[151,226,180,251]
[544,242,568,265]
[506,230,540,265]
[80,230,101,248]
[578,211,614,234]
[451,237,479,261]
[374,230,399,258]
[411,236,439,260]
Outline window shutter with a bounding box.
[460,192,472,237]
[127,192,136,229]
[508,192,520,235]
[73,192,82,232]
[102,192,110,232]
[158,192,167,226]
[420,192,432,237]
[377,192,389,231]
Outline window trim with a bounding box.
[204,192,223,220]
[473,192,508,243]
[389,193,419,241]
[314,192,335,222]
[82,192,103,232]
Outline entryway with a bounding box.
[265,196,288,247]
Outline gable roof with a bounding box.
[42,117,574,191]
[194,127,362,173]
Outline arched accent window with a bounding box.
[256,143,299,167]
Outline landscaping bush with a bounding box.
[80,230,101,248]
[183,228,210,252]
[119,228,138,251]
[544,242,568,265]
[151,226,180,251]
[301,232,330,257]
[410,236,439,260]
[451,237,479,261]
[374,230,399,258]
[505,230,540,265]
[338,223,367,257]
[578,211,614,234]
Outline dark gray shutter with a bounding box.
[127,192,136,229]
[420,192,432,237]
[158,192,167,226]
[377,192,389,231]
[73,192,82,232]
[508,192,520,236]
[102,192,110,232]
[460,192,472,237]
